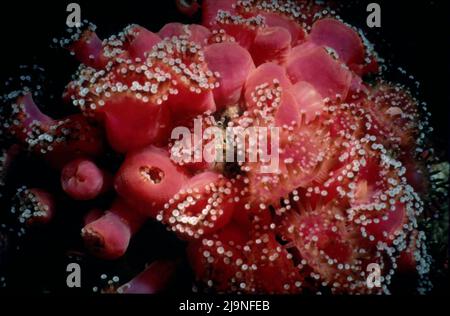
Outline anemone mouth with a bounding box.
[139,166,164,184]
[75,173,86,183]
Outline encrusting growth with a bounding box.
[0,0,447,294]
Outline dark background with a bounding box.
[0,0,448,295]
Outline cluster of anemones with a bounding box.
[0,0,445,294]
